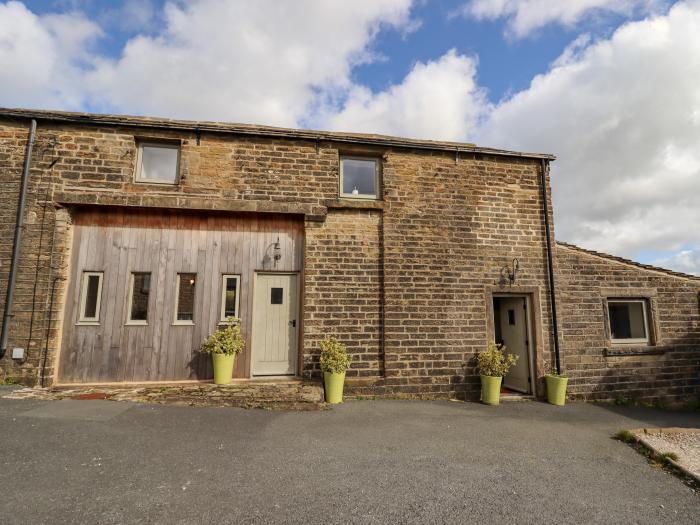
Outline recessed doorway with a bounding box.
[492,295,534,394]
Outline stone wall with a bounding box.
[304,208,383,378]
[556,243,700,404]
[0,116,557,398]
[347,149,556,399]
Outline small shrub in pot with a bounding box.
[201,317,245,385]
[475,342,518,405]
[319,337,351,404]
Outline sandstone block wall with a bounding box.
[556,243,700,404]
[10,113,698,406]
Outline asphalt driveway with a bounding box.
[0,392,698,524]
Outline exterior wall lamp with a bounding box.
[273,237,282,267]
[500,258,520,286]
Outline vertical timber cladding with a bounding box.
[57,207,303,383]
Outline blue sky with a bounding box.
[1,0,699,274]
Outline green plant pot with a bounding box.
[324,371,346,404]
[212,353,236,385]
[480,375,502,406]
[545,375,568,406]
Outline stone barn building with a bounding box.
[0,108,698,404]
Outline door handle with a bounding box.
[289,320,296,328]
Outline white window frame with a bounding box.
[339,156,381,200]
[134,141,181,185]
[126,272,150,326]
[77,271,103,324]
[220,274,241,322]
[607,298,650,345]
[173,273,196,326]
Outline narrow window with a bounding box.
[340,157,380,199]
[128,272,151,324]
[135,142,180,184]
[78,271,103,323]
[220,275,240,321]
[607,299,650,344]
[175,273,197,323]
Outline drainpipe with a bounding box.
[0,119,37,359]
[540,158,562,375]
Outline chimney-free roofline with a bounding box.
[0,107,556,161]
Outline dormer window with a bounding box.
[340,157,380,199]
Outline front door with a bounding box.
[497,297,530,393]
[252,273,299,376]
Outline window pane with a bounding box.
[609,302,647,340]
[177,273,196,321]
[626,302,647,339]
[140,145,178,183]
[223,277,238,318]
[130,273,151,321]
[271,287,283,305]
[342,158,377,196]
[83,274,100,319]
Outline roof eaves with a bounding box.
[0,107,556,161]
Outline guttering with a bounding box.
[540,158,562,374]
[0,108,556,162]
[0,119,36,358]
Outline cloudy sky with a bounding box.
[2,0,699,275]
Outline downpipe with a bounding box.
[540,158,562,375]
[0,119,37,359]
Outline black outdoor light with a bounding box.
[273,237,282,267]
[501,258,519,286]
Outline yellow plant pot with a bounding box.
[545,375,568,406]
[480,375,502,406]
[212,353,235,385]
[324,371,346,404]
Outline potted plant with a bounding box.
[201,317,245,385]
[319,337,351,404]
[475,342,518,406]
[545,365,568,406]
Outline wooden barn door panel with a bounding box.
[57,209,303,384]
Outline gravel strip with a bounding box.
[637,428,700,479]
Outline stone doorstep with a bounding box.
[630,427,700,484]
[2,379,326,411]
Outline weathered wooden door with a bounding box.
[499,297,530,393]
[251,273,299,376]
[57,208,303,383]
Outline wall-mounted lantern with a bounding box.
[500,258,520,286]
[273,237,282,267]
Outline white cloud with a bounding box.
[457,0,669,37]
[476,0,700,274]
[0,1,698,275]
[652,250,700,275]
[316,50,488,141]
[85,0,415,126]
[0,1,100,108]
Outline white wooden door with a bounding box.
[499,297,530,393]
[252,273,298,376]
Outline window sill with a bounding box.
[76,321,100,326]
[173,321,195,326]
[134,179,179,186]
[325,198,384,210]
[604,346,665,357]
[125,321,148,326]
